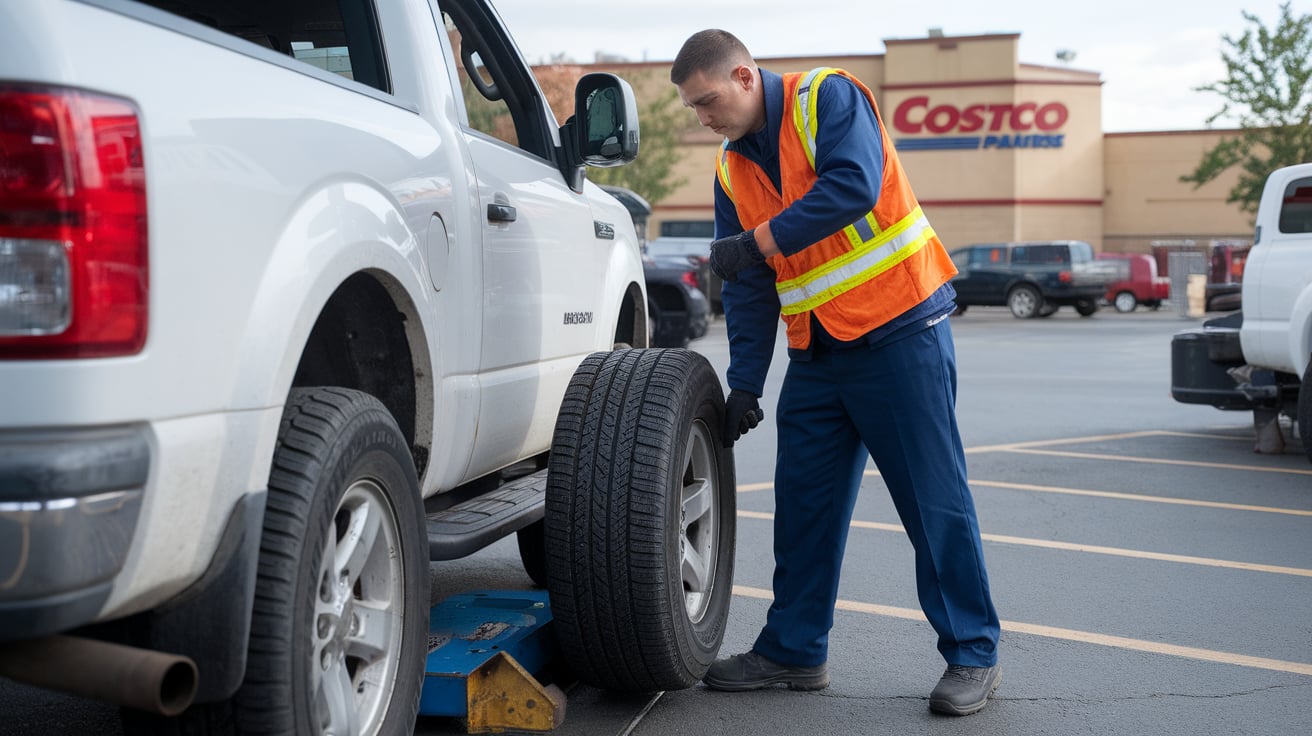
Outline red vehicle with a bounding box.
[1098,253,1170,312]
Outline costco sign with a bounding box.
[891,96,1069,151]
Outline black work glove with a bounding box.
[709,229,765,282]
[723,390,764,448]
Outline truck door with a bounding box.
[1245,169,1312,366]
[437,0,604,475]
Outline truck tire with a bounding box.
[123,388,427,736]
[1300,361,1312,464]
[545,349,735,691]
[1007,285,1041,319]
[1113,291,1138,312]
[516,520,548,587]
[1075,299,1099,317]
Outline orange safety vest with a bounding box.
[717,68,958,349]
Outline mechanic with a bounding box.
[670,29,1002,716]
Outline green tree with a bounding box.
[1183,2,1312,215]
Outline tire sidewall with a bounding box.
[665,367,736,670]
[247,390,427,736]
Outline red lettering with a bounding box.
[925,105,960,134]
[1035,103,1068,131]
[985,104,1012,131]
[1009,102,1037,131]
[893,96,929,133]
[959,104,986,133]
[893,98,1068,134]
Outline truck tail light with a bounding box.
[1058,270,1073,283]
[0,85,147,359]
[680,269,700,290]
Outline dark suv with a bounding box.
[949,241,1116,318]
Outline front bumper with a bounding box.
[0,425,148,641]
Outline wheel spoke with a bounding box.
[318,653,360,736]
[681,478,713,532]
[681,538,710,594]
[344,600,395,667]
[336,494,383,591]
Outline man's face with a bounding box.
[677,65,763,141]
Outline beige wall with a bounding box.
[578,33,1249,252]
[1102,131,1249,253]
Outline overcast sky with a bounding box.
[493,0,1287,133]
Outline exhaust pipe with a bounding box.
[0,635,198,716]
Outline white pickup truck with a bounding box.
[0,1,737,733]
[1170,163,1312,462]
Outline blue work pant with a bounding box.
[752,318,1000,668]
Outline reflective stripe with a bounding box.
[777,207,936,314]
[717,141,734,199]
[791,67,840,171]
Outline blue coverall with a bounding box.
[716,68,1000,669]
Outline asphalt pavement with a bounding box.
[5,304,1311,735]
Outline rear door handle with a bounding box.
[487,203,517,223]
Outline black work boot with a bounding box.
[929,664,1002,715]
[702,651,830,692]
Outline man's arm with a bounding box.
[765,74,885,257]
[714,177,779,397]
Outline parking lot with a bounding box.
[5,306,1310,735]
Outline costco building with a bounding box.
[588,32,1250,254]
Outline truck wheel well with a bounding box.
[614,282,648,348]
[291,273,420,472]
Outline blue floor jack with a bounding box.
[420,590,566,733]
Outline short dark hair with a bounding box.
[671,29,753,84]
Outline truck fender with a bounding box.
[227,178,438,445]
[1288,283,1312,379]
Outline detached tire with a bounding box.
[237,388,426,735]
[545,349,736,691]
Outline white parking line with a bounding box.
[1003,447,1312,475]
[970,479,1312,517]
[732,585,1312,677]
[737,510,1312,577]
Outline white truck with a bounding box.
[1170,163,1312,462]
[0,1,737,733]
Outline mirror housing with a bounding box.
[569,73,639,168]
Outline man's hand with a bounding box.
[723,390,764,448]
[709,230,765,282]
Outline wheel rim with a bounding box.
[312,480,405,736]
[1115,292,1136,312]
[1010,288,1037,318]
[679,419,720,624]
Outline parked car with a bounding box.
[1098,253,1169,312]
[644,254,710,347]
[646,236,722,314]
[948,240,1118,318]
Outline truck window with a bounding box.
[134,0,389,93]
[968,246,1005,267]
[660,221,716,238]
[1278,179,1312,235]
[438,0,554,160]
[1067,242,1093,263]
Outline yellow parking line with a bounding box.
[1155,430,1253,441]
[1005,448,1312,476]
[732,585,1312,677]
[970,479,1312,517]
[737,510,1312,577]
[965,430,1166,454]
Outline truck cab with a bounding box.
[1170,163,1312,461]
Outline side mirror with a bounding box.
[574,73,639,167]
